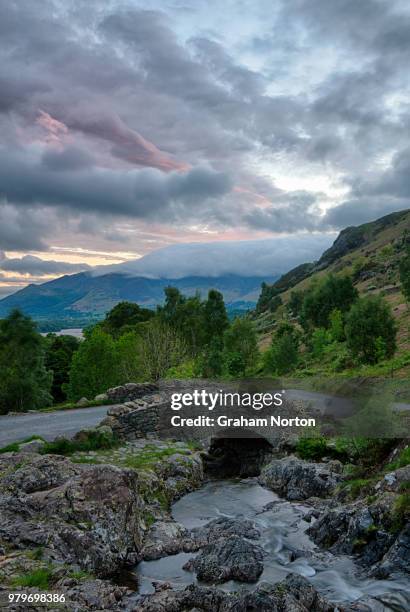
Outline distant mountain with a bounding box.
[0,272,278,325]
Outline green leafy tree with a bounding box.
[103,301,154,336]
[329,308,345,342]
[159,287,186,326]
[139,320,188,381]
[288,290,305,316]
[310,328,331,359]
[0,309,52,413]
[45,334,80,403]
[203,289,229,343]
[158,289,206,353]
[399,250,410,303]
[300,275,358,330]
[264,331,299,375]
[223,318,258,376]
[345,296,397,364]
[66,328,120,401]
[117,331,144,382]
[201,336,224,378]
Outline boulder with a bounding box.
[76,397,89,407]
[189,516,260,548]
[259,456,343,500]
[141,520,188,560]
[183,534,264,583]
[94,393,109,402]
[0,454,145,576]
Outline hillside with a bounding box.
[0,272,277,327]
[254,209,410,369]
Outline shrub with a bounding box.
[41,429,117,455]
[345,296,397,364]
[296,437,328,460]
[300,275,358,330]
[264,331,299,375]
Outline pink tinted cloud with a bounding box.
[36,110,69,145]
[65,112,188,172]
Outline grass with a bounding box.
[391,492,410,532]
[339,477,377,500]
[11,567,53,589]
[67,569,94,581]
[39,398,115,412]
[0,435,45,454]
[387,446,410,470]
[40,430,118,455]
[122,445,191,470]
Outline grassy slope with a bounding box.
[254,210,410,378]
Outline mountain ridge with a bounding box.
[0,272,278,325]
[254,208,410,358]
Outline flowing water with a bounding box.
[136,478,410,609]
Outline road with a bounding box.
[0,405,110,446]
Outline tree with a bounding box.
[201,336,224,378]
[66,328,120,401]
[103,301,154,336]
[345,296,397,364]
[158,289,206,353]
[300,275,358,330]
[288,290,304,316]
[399,250,410,303]
[45,334,80,403]
[139,320,188,381]
[223,318,258,376]
[203,289,229,343]
[264,331,299,375]
[0,309,52,413]
[329,308,345,342]
[117,331,144,382]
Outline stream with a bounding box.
[136,478,410,610]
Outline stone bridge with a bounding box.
[101,380,317,453]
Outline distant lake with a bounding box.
[41,328,84,339]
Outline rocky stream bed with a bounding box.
[0,384,409,611]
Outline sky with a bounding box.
[1,0,410,295]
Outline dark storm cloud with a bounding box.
[0,205,49,251]
[41,147,95,172]
[0,147,231,219]
[0,254,90,276]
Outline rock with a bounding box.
[0,455,145,576]
[373,523,410,577]
[189,516,260,548]
[141,520,188,560]
[106,383,159,404]
[0,453,79,494]
[76,397,89,407]
[183,534,264,583]
[94,393,108,402]
[96,425,113,437]
[18,439,45,454]
[55,577,133,611]
[137,574,343,611]
[374,466,410,493]
[307,492,408,576]
[259,456,343,500]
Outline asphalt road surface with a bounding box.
[0,405,110,446]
